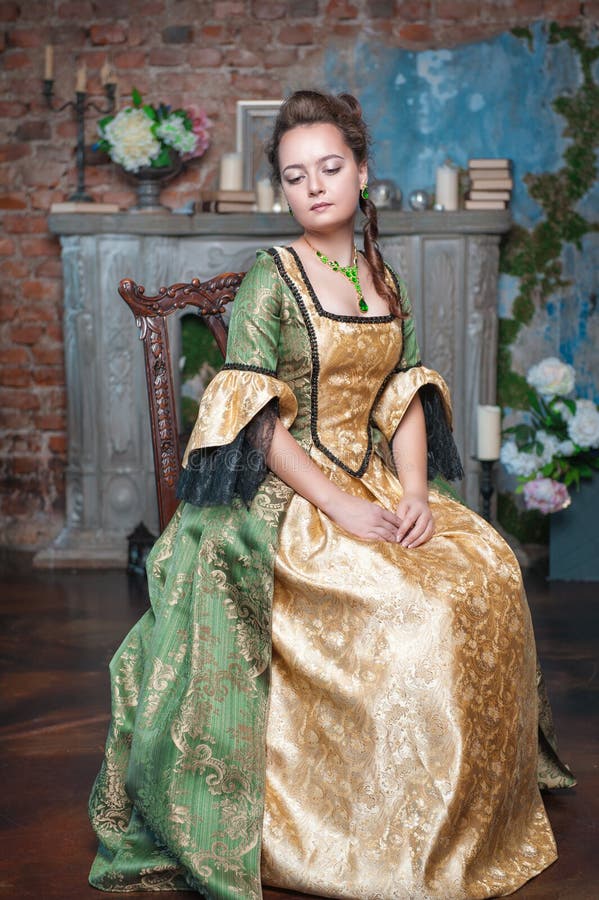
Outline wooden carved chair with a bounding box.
[119,272,245,532]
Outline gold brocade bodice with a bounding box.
[276,247,404,477]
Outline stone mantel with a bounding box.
[37,211,510,567]
[49,209,510,238]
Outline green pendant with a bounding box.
[314,245,368,314]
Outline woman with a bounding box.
[89,91,573,899]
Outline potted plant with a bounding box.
[96,88,212,211]
[500,356,599,579]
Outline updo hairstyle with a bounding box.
[266,90,403,317]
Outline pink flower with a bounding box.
[522,477,571,515]
[183,106,212,160]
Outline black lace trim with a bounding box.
[420,386,464,482]
[221,362,277,377]
[176,398,279,508]
[269,247,397,479]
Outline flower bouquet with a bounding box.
[500,357,599,514]
[96,88,211,173]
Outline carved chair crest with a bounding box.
[119,272,245,531]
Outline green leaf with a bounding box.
[528,393,543,414]
[132,87,143,108]
[514,424,535,448]
[143,104,158,121]
[152,147,172,168]
[97,114,113,131]
[564,470,577,486]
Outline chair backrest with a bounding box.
[119,271,245,531]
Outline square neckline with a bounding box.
[285,246,397,324]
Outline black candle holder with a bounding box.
[477,458,497,522]
[42,78,116,202]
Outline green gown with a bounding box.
[89,248,574,899]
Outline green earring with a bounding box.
[361,184,369,200]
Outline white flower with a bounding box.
[156,114,198,155]
[103,108,161,172]
[526,356,575,398]
[558,439,575,456]
[536,430,560,465]
[500,441,540,477]
[568,399,599,448]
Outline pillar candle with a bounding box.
[256,178,274,212]
[100,60,111,85]
[219,153,243,191]
[45,45,54,80]
[477,405,501,460]
[76,62,87,93]
[435,163,459,211]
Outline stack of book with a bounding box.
[50,201,121,213]
[465,158,513,210]
[200,190,256,213]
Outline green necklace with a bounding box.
[304,237,368,313]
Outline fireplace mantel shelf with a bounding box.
[49,209,511,238]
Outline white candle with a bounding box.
[219,152,243,191]
[45,45,54,80]
[477,405,501,460]
[76,62,87,93]
[256,178,274,212]
[436,163,459,211]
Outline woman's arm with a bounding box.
[391,392,435,548]
[266,419,402,542]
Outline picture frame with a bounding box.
[236,100,282,191]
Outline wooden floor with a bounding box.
[0,560,597,900]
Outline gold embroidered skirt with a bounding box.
[262,449,558,900]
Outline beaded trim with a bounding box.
[221,362,278,377]
[268,247,402,479]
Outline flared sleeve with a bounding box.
[373,273,464,482]
[177,251,298,508]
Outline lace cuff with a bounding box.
[177,399,279,508]
[420,386,464,482]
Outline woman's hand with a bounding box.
[323,491,403,542]
[266,420,431,545]
[395,494,435,548]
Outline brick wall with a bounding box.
[0,0,596,551]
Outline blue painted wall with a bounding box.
[325,21,598,401]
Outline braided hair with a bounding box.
[266,90,405,318]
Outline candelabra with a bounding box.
[42,78,116,202]
[478,459,496,522]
